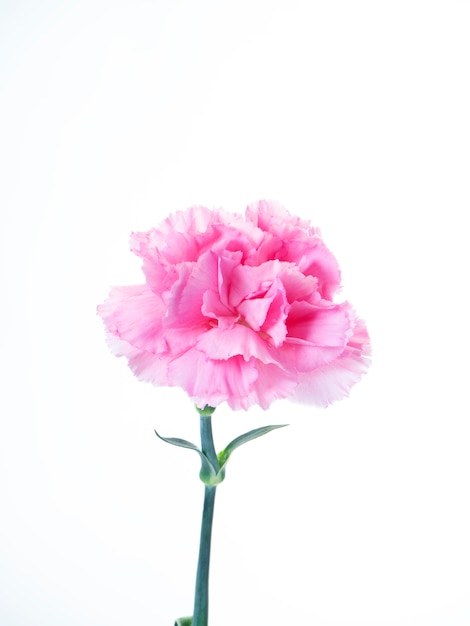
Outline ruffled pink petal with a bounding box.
[278,267,319,304]
[127,349,170,386]
[130,206,223,268]
[217,250,243,309]
[164,251,217,328]
[201,290,238,329]
[291,318,371,407]
[167,348,259,410]
[228,260,282,308]
[260,279,289,346]
[102,334,169,386]
[196,325,280,364]
[149,205,218,248]
[97,285,165,353]
[210,224,264,265]
[237,296,272,332]
[279,303,354,372]
[286,302,351,347]
[297,239,342,301]
[152,326,204,358]
[279,342,346,373]
[247,363,299,409]
[246,199,314,237]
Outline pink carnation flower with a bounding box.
[98,200,370,410]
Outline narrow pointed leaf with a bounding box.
[217,423,288,469]
[154,430,218,483]
[154,430,200,453]
[174,617,192,626]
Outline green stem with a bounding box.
[193,410,218,626]
[193,486,216,626]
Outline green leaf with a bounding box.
[217,423,288,470]
[154,430,219,485]
[154,430,200,453]
[174,617,192,626]
[155,422,288,487]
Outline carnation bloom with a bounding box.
[98,200,370,410]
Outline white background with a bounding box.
[1,1,469,624]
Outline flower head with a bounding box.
[98,200,370,410]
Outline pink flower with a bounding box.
[98,200,370,410]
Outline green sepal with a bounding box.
[195,404,216,417]
[217,424,288,473]
[154,430,221,486]
[174,617,192,626]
